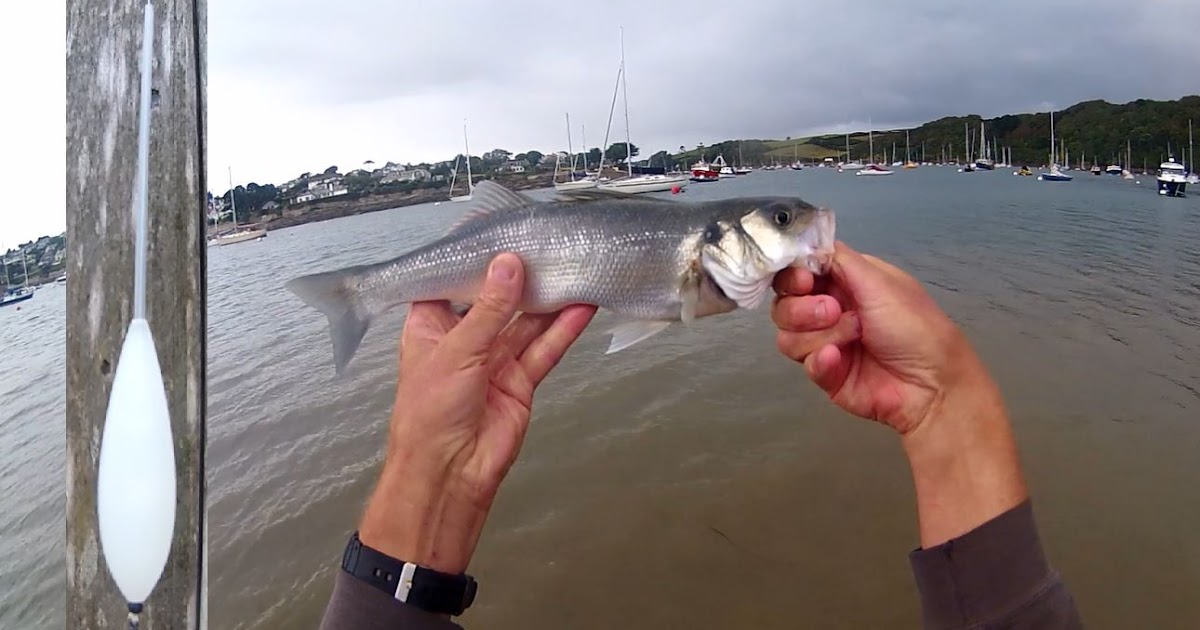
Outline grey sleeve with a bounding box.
[909,500,1083,629]
[319,569,466,630]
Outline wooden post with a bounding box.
[66,0,207,627]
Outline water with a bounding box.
[0,285,65,629]
[205,168,1200,629]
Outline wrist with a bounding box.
[358,454,491,575]
[901,355,1028,548]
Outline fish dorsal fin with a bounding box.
[555,187,669,203]
[445,181,534,235]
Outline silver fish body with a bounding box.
[288,181,835,373]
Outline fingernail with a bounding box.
[814,300,827,321]
[489,257,516,282]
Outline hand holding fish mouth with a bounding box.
[771,240,994,437]
[772,241,1029,548]
[358,253,596,575]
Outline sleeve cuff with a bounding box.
[909,500,1059,629]
[320,569,466,630]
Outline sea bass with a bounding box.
[288,181,836,374]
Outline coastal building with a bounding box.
[307,172,348,199]
[500,161,527,174]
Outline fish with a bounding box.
[287,180,836,374]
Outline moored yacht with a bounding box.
[1157,157,1188,197]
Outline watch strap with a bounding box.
[341,531,478,616]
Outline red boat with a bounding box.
[690,159,720,182]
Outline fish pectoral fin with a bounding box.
[606,320,673,354]
[680,263,701,325]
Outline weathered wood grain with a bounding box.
[66,0,207,627]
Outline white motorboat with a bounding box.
[1157,158,1188,197]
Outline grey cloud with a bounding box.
[212,0,1199,164]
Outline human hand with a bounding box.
[772,240,986,436]
[772,241,1027,546]
[359,253,596,573]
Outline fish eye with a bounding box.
[772,209,792,227]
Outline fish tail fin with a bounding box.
[286,265,377,375]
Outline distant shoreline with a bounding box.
[209,172,563,235]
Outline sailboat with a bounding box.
[903,130,918,168]
[598,28,688,194]
[735,141,753,175]
[449,122,475,201]
[840,132,864,170]
[959,123,976,172]
[555,113,598,191]
[856,121,893,176]
[0,244,35,307]
[1038,109,1072,182]
[209,167,268,246]
[974,122,995,170]
[1188,120,1199,185]
[1122,140,1135,180]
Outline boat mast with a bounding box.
[565,112,575,182]
[1049,110,1056,167]
[580,124,587,172]
[868,119,874,165]
[845,133,850,163]
[1190,119,1195,173]
[19,246,29,287]
[619,26,633,179]
[228,166,239,230]
[964,122,970,164]
[463,121,473,193]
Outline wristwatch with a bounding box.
[341,531,478,616]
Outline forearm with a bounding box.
[358,452,490,575]
[909,501,1083,629]
[902,353,1028,548]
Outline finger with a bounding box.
[519,304,597,386]
[775,312,861,363]
[804,343,852,395]
[771,294,843,332]
[494,311,559,363]
[861,253,915,285]
[443,254,524,361]
[772,267,815,296]
[830,241,906,302]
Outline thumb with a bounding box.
[830,241,897,303]
[445,253,524,359]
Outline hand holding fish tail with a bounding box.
[358,253,596,575]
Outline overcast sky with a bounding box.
[4,1,1199,246]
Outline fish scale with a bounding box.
[287,181,835,374]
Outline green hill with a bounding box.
[668,95,1200,169]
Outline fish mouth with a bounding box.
[797,208,836,274]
